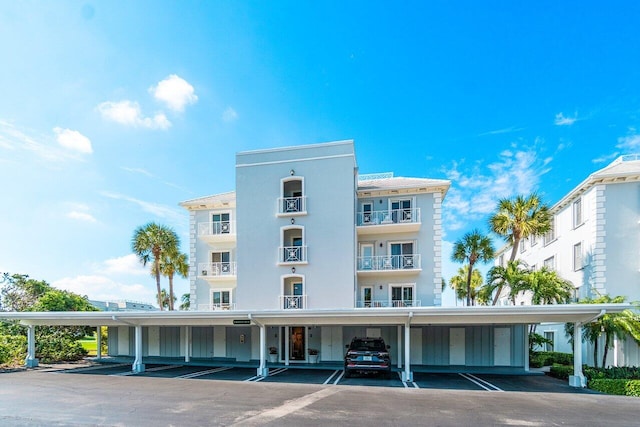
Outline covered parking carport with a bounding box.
[0,303,630,387]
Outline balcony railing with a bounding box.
[277,196,307,215]
[279,246,308,263]
[356,208,420,226]
[198,262,237,277]
[197,303,237,311]
[280,295,307,310]
[355,299,421,308]
[197,220,236,237]
[357,254,421,271]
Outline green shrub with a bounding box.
[36,337,88,363]
[549,364,573,380]
[589,379,640,397]
[530,351,573,368]
[584,366,640,381]
[0,334,27,365]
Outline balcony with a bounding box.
[196,303,237,311]
[277,196,307,216]
[356,254,421,276]
[278,246,308,264]
[355,299,422,308]
[280,295,307,310]
[197,220,236,243]
[198,262,237,281]
[356,208,421,235]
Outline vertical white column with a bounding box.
[397,325,402,369]
[524,327,529,372]
[133,325,144,373]
[613,337,619,367]
[403,322,412,382]
[185,326,191,363]
[284,326,290,366]
[569,322,585,387]
[258,325,267,376]
[97,326,102,360]
[25,325,38,368]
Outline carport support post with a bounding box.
[284,325,290,366]
[96,326,102,360]
[402,320,412,382]
[185,326,191,363]
[25,324,38,368]
[569,322,586,388]
[132,325,145,373]
[258,324,268,377]
[396,325,402,369]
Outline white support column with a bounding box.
[258,324,268,376]
[284,326,290,366]
[25,325,38,368]
[569,322,585,387]
[132,325,145,373]
[96,326,102,360]
[396,325,402,369]
[613,337,619,367]
[185,326,191,363]
[524,326,529,372]
[402,321,413,382]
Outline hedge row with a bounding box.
[0,334,27,366]
[584,366,640,381]
[589,379,640,397]
[530,351,573,368]
[549,364,573,380]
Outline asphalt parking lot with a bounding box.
[48,362,587,393]
[2,363,640,427]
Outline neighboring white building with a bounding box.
[90,300,157,312]
[495,154,640,366]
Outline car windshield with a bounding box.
[350,339,386,351]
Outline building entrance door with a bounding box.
[282,326,306,361]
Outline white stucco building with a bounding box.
[495,154,640,366]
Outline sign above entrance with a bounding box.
[233,319,251,325]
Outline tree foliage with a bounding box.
[449,265,485,306]
[451,229,494,306]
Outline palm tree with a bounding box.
[482,260,530,306]
[158,250,189,311]
[527,267,574,305]
[565,295,640,368]
[451,229,495,306]
[488,193,551,304]
[449,265,485,306]
[132,222,179,311]
[179,293,190,311]
[489,193,551,262]
[159,288,176,310]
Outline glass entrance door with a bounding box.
[281,326,306,361]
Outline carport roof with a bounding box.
[0,304,631,327]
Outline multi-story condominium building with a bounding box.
[495,154,640,367]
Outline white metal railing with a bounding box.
[357,254,421,271]
[280,295,307,310]
[198,262,237,277]
[356,208,420,226]
[278,196,307,214]
[197,220,236,237]
[197,303,237,311]
[356,299,421,308]
[279,246,308,263]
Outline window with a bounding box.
[389,242,415,269]
[391,199,412,223]
[210,251,232,275]
[362,287,372,307]
[544,217,556,245]
[279,177,306,215]
[361,202,374,224]
[359,243,374,270]
[531,234,537,246]
[390,284,415,307]
[498,254,504,267]
[573,198,583,228]
[282,275,305,309]
[573,242,583,270]
[211,212,231,234]
[280,226,306,263]
[544,256,555,270]
[544,331,554,352]
[519,239,526,253]
[211,290,232,310]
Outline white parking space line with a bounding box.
[458,373,503,391]
[399,372,408,388]
[465,373,504,392]
[247,367,288,382]
[323,370,340,385]
[113,365,183,376]
[48,363,130,374]
[397,372,419,388]
[332,371,345,384]
[178,366,232,379]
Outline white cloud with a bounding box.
[97,100,171,130]
[441,142,551,233]
[0,120,80,162]
[617,131,640,151]
[554,112,577,126]
[222,107,238,123]
[67,211,97,223]
[100,191,187,226]
[53,127,93,154]
[101,254,148,276]
[150,75,198,112]
[52,275,156,304]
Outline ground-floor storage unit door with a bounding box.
[227,327,251,362]
[321,326,343,361]
[449,328,465,365]
[160,326,181,357]
[410,328,423,364]
[192,327,214,358]
[494,327,511,366]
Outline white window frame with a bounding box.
[519,239,526,253]
[544,216,556,245]
[543,256,555,270]
[573,242,583,271]
[210,288,233,309]
[279,176,306,216]
[389,197,415,223]
[280,274,305,310]
[573,198,583,229]
[279,226,307,264]
[530,234,537,246]
[388,283,416,307]
[544,331,555,352]
[361,286,373,307]
[359,242,375,270]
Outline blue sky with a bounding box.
[2,1,640,306]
